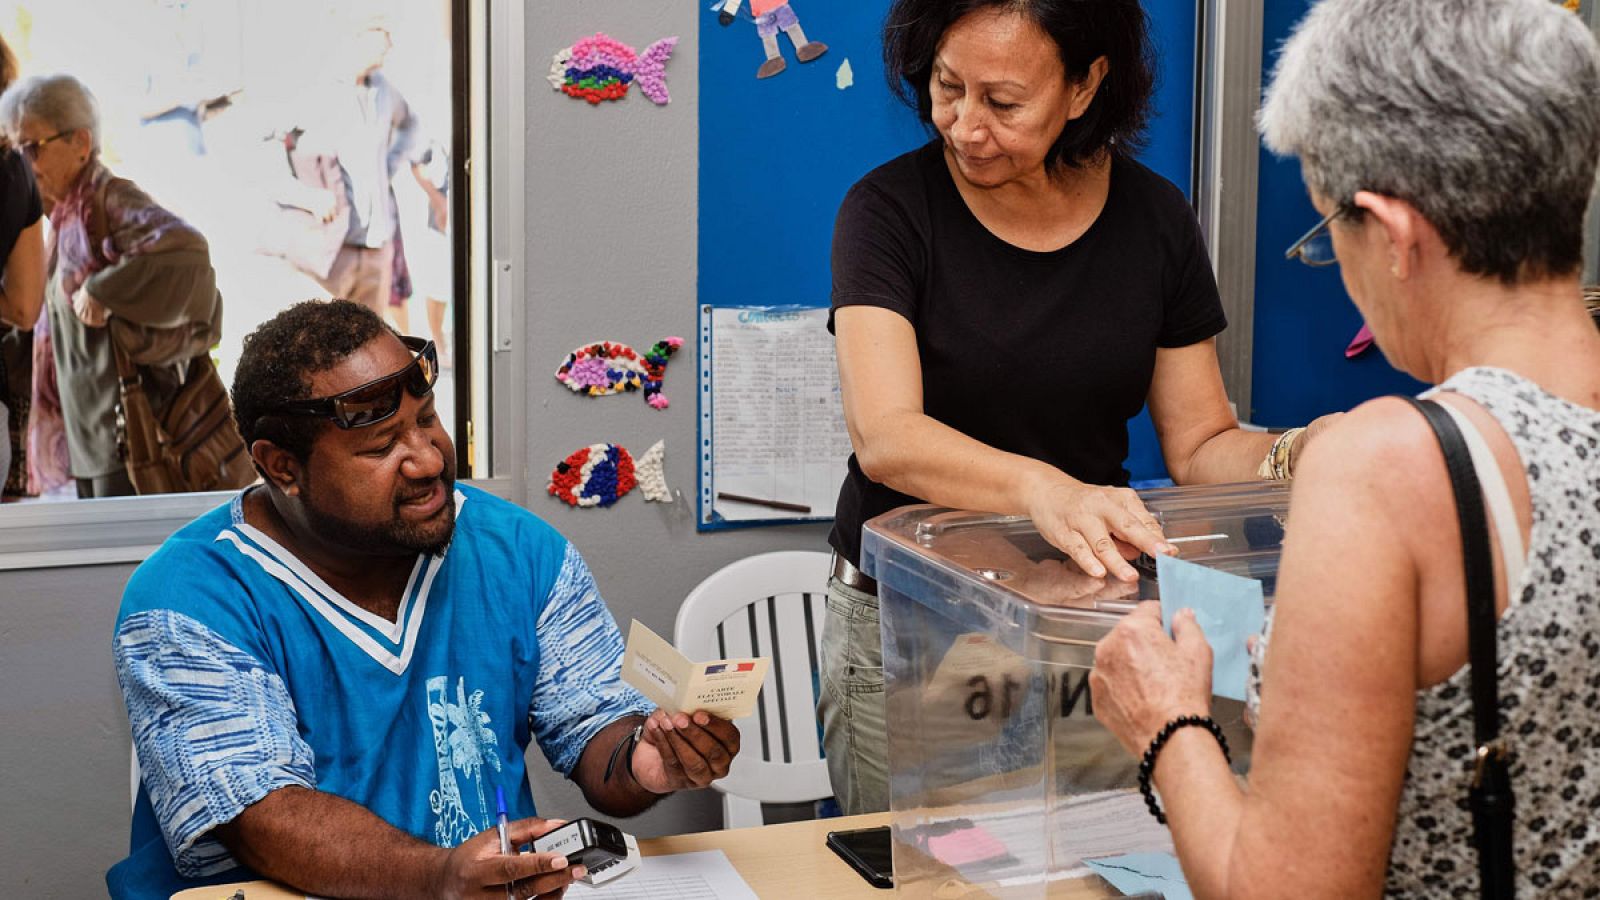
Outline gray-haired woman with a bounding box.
[1091,0,1600,896]
[2,74,223,498]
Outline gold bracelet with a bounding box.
[1259,427,1306,481]
[1278,427,1307,479]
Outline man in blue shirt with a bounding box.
[110,300,740,900]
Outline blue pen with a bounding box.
[495,786,513,899]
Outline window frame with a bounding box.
[1193,0,1264,420]
[0,0,529,571]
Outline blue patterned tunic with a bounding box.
[107,484,652,899]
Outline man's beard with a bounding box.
[301,468,458,558]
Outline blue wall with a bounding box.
[698,0,925,311]
[699,0,1201,484]
[1248,0,1424,426]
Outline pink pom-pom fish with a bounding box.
[555,337,685,409]
[547,33,678,106]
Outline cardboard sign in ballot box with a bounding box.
[861,481,1291,898]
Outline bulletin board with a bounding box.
[696,0,925,530]
[697,1,1204,529]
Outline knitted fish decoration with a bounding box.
[548,441,670,507]
[555,337,684,410]
[547,33,678,106]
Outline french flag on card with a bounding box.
[705,663,728,674]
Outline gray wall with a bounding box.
[519,0,831,840]
[0,2,830,895]
[0,563,138,897]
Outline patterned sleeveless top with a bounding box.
[1246,366,1600,897]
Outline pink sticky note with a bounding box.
[927,827,1008,867]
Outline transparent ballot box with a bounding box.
[860,481,1291,898]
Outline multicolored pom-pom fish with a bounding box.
[555,337,684,410]
[548,440,669,507]
[547,33,678,106]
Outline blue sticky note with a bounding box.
[1084,851,1193,899]
[1156,554,1265,702]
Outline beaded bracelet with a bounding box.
[1138,714,1232,825]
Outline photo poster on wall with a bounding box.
[696,0,1204,522]
[697,306,853,529]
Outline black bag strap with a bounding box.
[1400,395,1515,899]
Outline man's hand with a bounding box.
[431,816,582,900]
[633,708,741,792]
[214,785,575,900]
[71,286,109,327]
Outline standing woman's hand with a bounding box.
[1024,472,1174,581]
[71,285,109,327]
[1091,603,1214,756]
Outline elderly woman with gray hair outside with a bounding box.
[1090,0,1600,896]
[2,74,223,498]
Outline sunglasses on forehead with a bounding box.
[266,336,439,429]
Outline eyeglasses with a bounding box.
[1284,203,1354,267]
[18,130,72,160]
[266,336,438,429]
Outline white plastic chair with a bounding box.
[674,550,834,829]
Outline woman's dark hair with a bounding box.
[232,299,396,465]
[883,0,1156,169]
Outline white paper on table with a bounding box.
[567,849,758,899]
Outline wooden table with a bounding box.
[174,812,894,900]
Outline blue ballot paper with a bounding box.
[1084,851,1194,899]
[1156,554,1265,702]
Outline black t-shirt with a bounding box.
[827,140,1226,567]
[0,146,42,266]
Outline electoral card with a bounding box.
[622,620,770,720]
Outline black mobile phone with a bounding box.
[826,825,893,889]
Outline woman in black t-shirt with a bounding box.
[818,0,1336,815]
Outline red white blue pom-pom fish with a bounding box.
[555,337,684,410]
[547,33,678,106]
[548,441,669,507]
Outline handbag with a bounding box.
[111,342,255,494]
[1402,396,1516,899]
